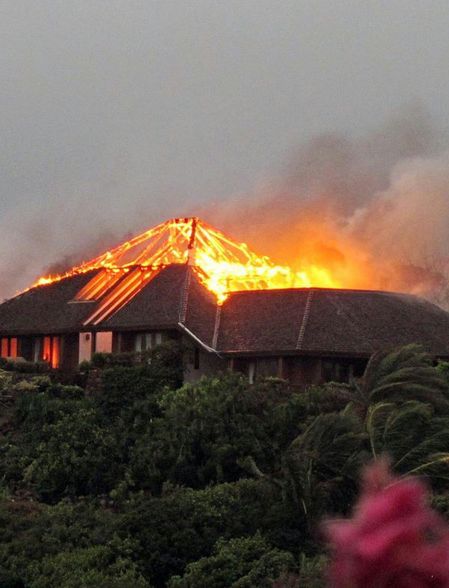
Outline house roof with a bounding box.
[102,264,217,343]
[0,271,100,336]
[102,265,189,330]
[2,266,449,357]
[216,288,449,356]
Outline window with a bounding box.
[41,336,61,368]
[193,348,200,370]
[9,338,17,359]
[134,332,163,352]
[322,359,354,383]
[43,337,52,362]
[51,337,60,369]
[1,338,8,358]
[0,337,18,359]
[256,358,278,378]
[134,333,144,352]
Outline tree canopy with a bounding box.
[0,343,448,586]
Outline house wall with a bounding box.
[96,331,113,353]
[79,332,94,363]
[286,356,323,387]
[183,347,226,383]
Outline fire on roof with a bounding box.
[30,217,338,321]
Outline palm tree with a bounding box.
[245,345,449,527]
[244,412,367,526]
[350,344,449,417]
[283,412,367,523]
[365,399,449,481]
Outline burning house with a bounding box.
[1,217,449,385]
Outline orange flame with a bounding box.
[30,217,340,304]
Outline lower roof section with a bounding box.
[216,288,449,356]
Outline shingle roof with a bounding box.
[216,288,449,356]
[182,268,217,347]
[216,289,310,352]
[103,265,188,330]
[103,264,218,345]
[0,271,100,335]
[2,267,449,358]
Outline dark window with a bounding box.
[19,337,33,362]
[134,332,163,353]
[256,358,279,378]
[194,348,200,370]
[322,359,354,383]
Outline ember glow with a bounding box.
[30,217,339,304]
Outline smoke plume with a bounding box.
[3,106,449,309]
[199,106,449,307]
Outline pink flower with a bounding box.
[325,459,449,587]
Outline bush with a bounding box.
[0,360,50,374]
[27,541,149,588]
[137,374,306,490]
[117,479,283,586]
[23,407,122,501]
[168,534,295,588]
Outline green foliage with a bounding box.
[168,533,295,588]
[27,540,149,588]
[282,412,367,523]
[353,344,449,415]
[0,343,448,587]
[23,407,122,501]
[117,479,284,586]
[95,342,183,421]
[0,359,50,374]
[0,369,14,392]
[432,493,449,519]
[136,374,306,490]
[272,554,327,588]
[0,499,117,583]
[366,400,449,483]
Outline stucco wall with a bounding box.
[184,347,227,383]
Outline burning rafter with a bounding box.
[30,217,338,321]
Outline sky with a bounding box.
[2,0,449,297]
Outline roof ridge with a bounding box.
[178,265,192,324]
[212,304,222,349]
[296,290,314,350]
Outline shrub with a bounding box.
[168,533,295,588]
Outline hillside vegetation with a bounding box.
[0,343,449,587]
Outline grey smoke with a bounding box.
[2,1,449,302]
[200,108,449,307]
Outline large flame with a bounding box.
[31,217,339,305]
